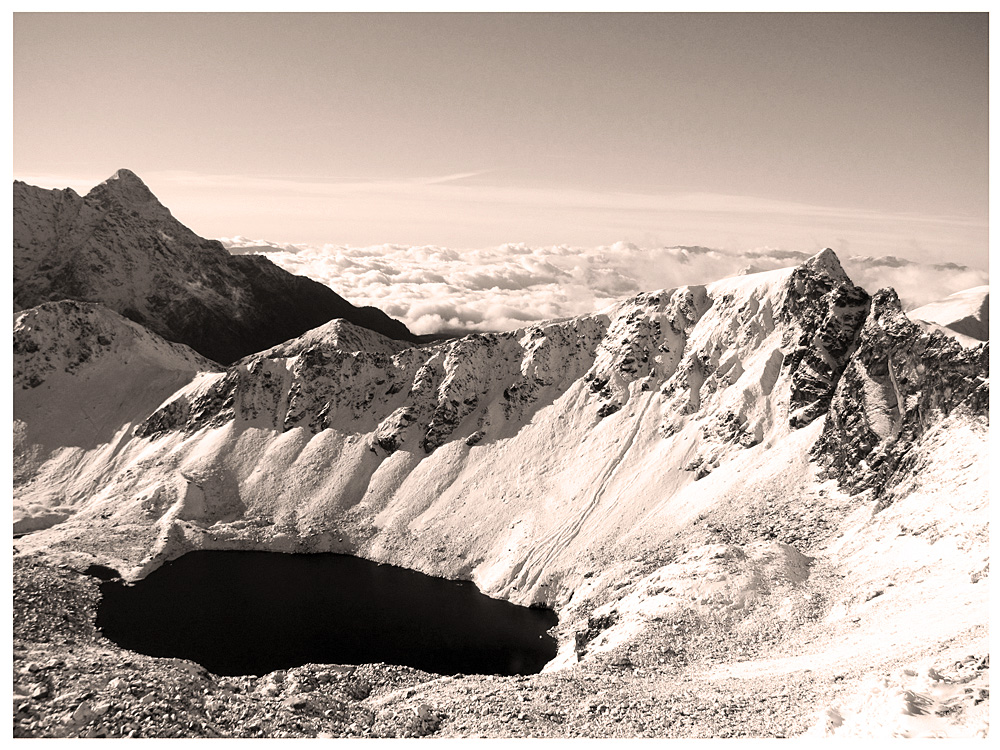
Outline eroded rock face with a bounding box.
[14,170,417,365]
[130,285,700,456]
[811,288,989,504]
[778,249,871,429]
[134,317,608,453]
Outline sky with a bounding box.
[13,12,988,272]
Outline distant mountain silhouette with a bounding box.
[13,169,418,364]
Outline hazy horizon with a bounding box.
[219,237,988,335]
[14,13,988,271]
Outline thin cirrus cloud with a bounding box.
[221,237,989,337]
[413,171,495,186]
[17,168,988,335]
[168,174,988,276]
[15,169,987,271]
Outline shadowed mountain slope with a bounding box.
[908,285,989,343]
[13,170,417,364]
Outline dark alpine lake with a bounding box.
[96,550,558,677]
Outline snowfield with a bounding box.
[908,285,988,343]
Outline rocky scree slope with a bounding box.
[13,170,417,364]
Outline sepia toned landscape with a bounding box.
[12,13,989,739]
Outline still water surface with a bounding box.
[96,550,558,677]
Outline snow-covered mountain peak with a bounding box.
[908,285,989,343]
[14,172,417,363]
[14,300,216,393]
[13,301,217,527]
[802,247,850,284]
[254,317,411,361]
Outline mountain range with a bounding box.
[12,172,990,738]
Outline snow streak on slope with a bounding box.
[14,301,217,534]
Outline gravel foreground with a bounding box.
[13,555,988,739]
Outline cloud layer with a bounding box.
[222,237,988,336]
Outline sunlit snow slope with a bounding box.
[14,249,982,592]
[14,301,217,535]
[908,285,988,344]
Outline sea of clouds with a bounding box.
[221,238,988,336]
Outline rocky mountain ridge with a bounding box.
[14,249,986,590]
[13,170,417,364]
[131,251,872,460]
[12,249,989,738]
[813,288,988,504]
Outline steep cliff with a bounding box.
[812,288,988,505]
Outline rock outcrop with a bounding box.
[811,288,988,505]
[779,249,870,428]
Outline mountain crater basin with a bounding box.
[95,550,559,677]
